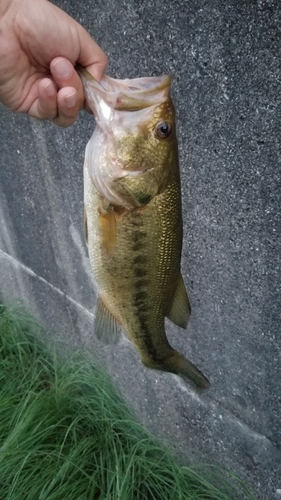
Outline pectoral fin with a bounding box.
[167,274,191,329]
[115,174,159,208]
[94,296,122,345]
[99,210,117,258]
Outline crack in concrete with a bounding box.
[0,249,95,320]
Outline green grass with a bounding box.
[0,303,255,500]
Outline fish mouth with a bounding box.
[76,64,171,112]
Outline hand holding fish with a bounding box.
[0,0,107,127]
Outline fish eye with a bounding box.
[155,121,172,139]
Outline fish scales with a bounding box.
[79,65,209,389]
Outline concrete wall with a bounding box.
[0,1,280,498]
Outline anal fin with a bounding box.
[167,274,191,329]
[94,296,122,345]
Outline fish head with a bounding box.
[79,66,178,208]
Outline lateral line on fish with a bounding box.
[0,249,95,319]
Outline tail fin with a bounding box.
[161,350,210,389]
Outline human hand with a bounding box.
[0,0,107,127]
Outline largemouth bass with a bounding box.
[78,65,209,389]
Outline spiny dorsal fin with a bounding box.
[167,274,191,329]
[94,296,122,345]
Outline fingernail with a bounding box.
[44,81,55,97]
[65,91,77,108]
[53,58,72,79]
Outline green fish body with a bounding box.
[79,66,209,389]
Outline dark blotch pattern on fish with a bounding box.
[135,278,149,288]
[134,290,147,304]
[133,255,147,265]
[133,267,146,278]
[131,243,160,358]
[133,289,158,358]
[132,230,146,250]
[132,230,146,242]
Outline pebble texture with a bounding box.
[0,1,280,498]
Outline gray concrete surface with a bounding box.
[0,0,280,498]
